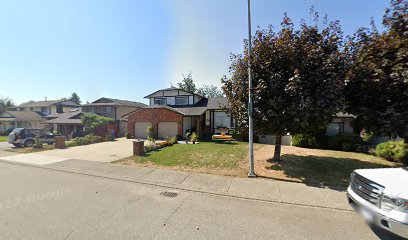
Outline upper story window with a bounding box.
[154,98,165,105]
[175,96,188,105]
[41,107,48,113]
[102,107,112,113]
[83,107,94,113]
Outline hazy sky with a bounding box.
[0,0,389,105]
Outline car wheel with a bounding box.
[24,140,34,147]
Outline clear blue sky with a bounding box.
[0,0,389,105]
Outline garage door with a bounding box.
[158,122,178,139]
[134,122,152,139]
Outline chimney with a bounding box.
[45,97,47,101]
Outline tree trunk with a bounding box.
[273,135,282,162]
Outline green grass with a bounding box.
[268,149,399,188]
[0,136,7,142]
[128,141,248,169]
[5,144,55,153]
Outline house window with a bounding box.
[102,107,112,113]
[154,98,165,105]
[214,112,231,129]
[175,96,188,105]
[326,122,344,136]
[83,107,94,113]
[41,107,48,114]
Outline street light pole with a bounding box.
[247,0,256,178]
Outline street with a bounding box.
[0,160,401,240]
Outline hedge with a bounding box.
[375,141,408,164]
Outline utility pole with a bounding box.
[247,0,256,178]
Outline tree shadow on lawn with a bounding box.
[263,154,397,191]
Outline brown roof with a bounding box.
[16,100,80,108]
[2,111,45,121]
[82,97,146,108]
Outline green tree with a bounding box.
[0,97,15,112]
[197,85,224,98]
[222,13,346,161]
[177,72,196,93]
[81,114,114,134]
[345,0,408,143]
[68,92,81,105]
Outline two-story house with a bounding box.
[125,87,233,139]
[82,97,147,136]
[0,99,80,134]
[12,99,80,115]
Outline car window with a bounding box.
[12,128,23,134]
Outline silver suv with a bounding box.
[8,128,56,147]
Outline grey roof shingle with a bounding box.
[16,100,80,108]
[1,111,45,121]
[46,110,85,124]
[83,97,146,108]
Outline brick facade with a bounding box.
[127,108,183,138]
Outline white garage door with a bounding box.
[158,122,178,139]
[134,122,152,139]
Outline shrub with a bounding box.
[146,126,154,138]
[190,132,199,143]
[125,132,133,139]
[81,114,114,134]
[376,141,408,164]
[292,134,328,149]
[147,136,156,145]
[144,144,158,152]
[169,136,178,144]
[327,133,364,152]
[68,134,104,147]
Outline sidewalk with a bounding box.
[39,159,352,211]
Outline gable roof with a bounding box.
[16,100,80,108]
[46,109,88,124]
[83,97,146,108]
[144,87,205,98]
[1,111,45,121]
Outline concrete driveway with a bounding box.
[37,137,134,162]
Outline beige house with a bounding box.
[82,97,146,136]
[0,111,46,134]
[12,99,80,115]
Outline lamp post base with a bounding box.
[248,173,257,178]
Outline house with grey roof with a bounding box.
[82,97,147,136]
[12,99,80,115]
[0,99,81,135]
[0,111,46,134]
[45,109,86,138]
[124,87,232,139]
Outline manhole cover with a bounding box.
[160,191,178,197]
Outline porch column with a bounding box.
[196,117,202,139]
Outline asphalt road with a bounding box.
[0,161,403,240]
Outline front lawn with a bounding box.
[5,144,55,153]
[255,145,400,188]
[116,141,400,188]
[117,141,252,176]
[0,136,7,142]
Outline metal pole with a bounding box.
[247,0,256,178]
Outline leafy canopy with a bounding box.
[0,97,14,112]
[81,114,114,134]
[345,0,408,140]
[222,13,346,136]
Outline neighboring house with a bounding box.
[125,87,233,139]
[11,99,80,116]
[0,111,46,134]
[45,109,85,138]
[82,97,147,136]
[326,112,354,137]
[259,112,356,145]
